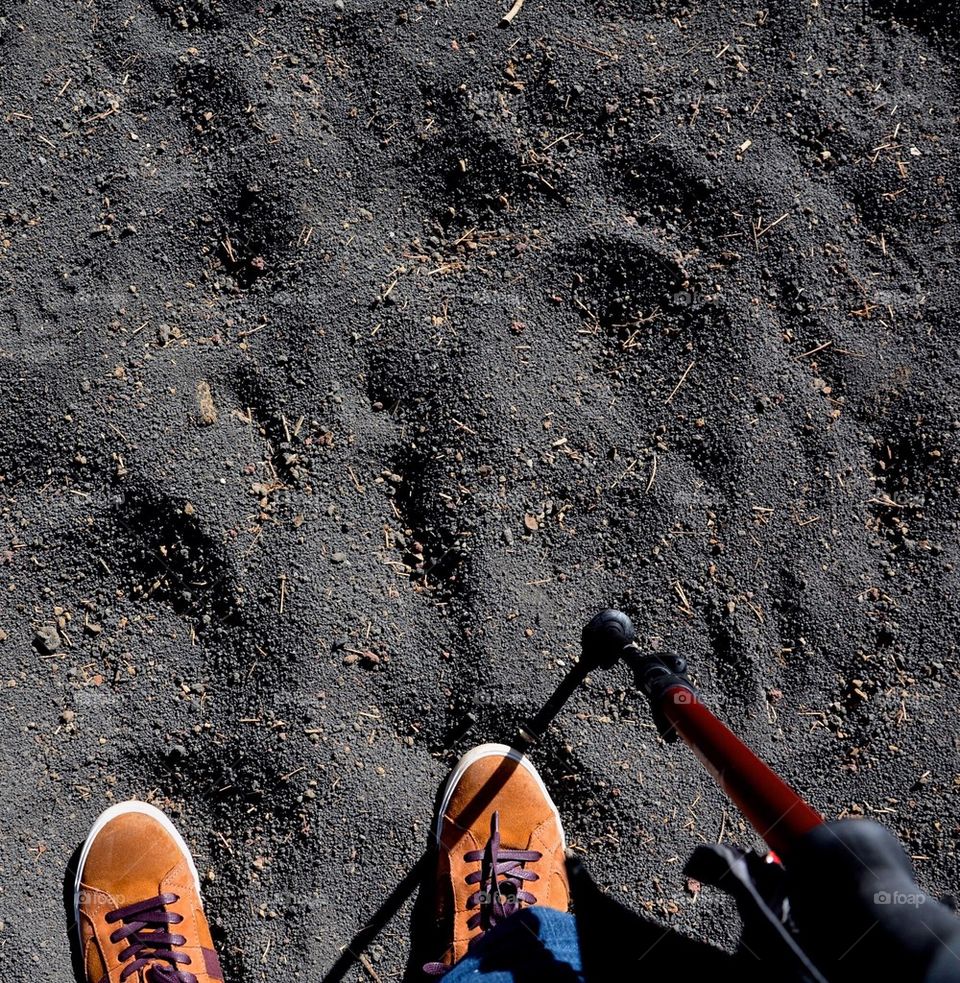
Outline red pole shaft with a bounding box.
[660,685,823,861]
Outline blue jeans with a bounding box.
[444,909,584,983]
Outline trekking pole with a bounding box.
[578,610,824,863]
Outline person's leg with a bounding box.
[424,743,580,981]
[443,908,583,983]
[74,801,224,983]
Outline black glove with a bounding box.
[787,820,960,982]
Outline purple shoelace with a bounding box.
[424,810,542,976]
[105,893,197,983]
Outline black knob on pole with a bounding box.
[581,608,636,670]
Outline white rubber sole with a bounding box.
[434,742,566,850]
[73,800,203,931]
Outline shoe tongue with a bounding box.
[492,813,538,853]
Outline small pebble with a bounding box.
[34,626,60,654]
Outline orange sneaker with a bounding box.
[424,743,569,975]
[74,801,224,983]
